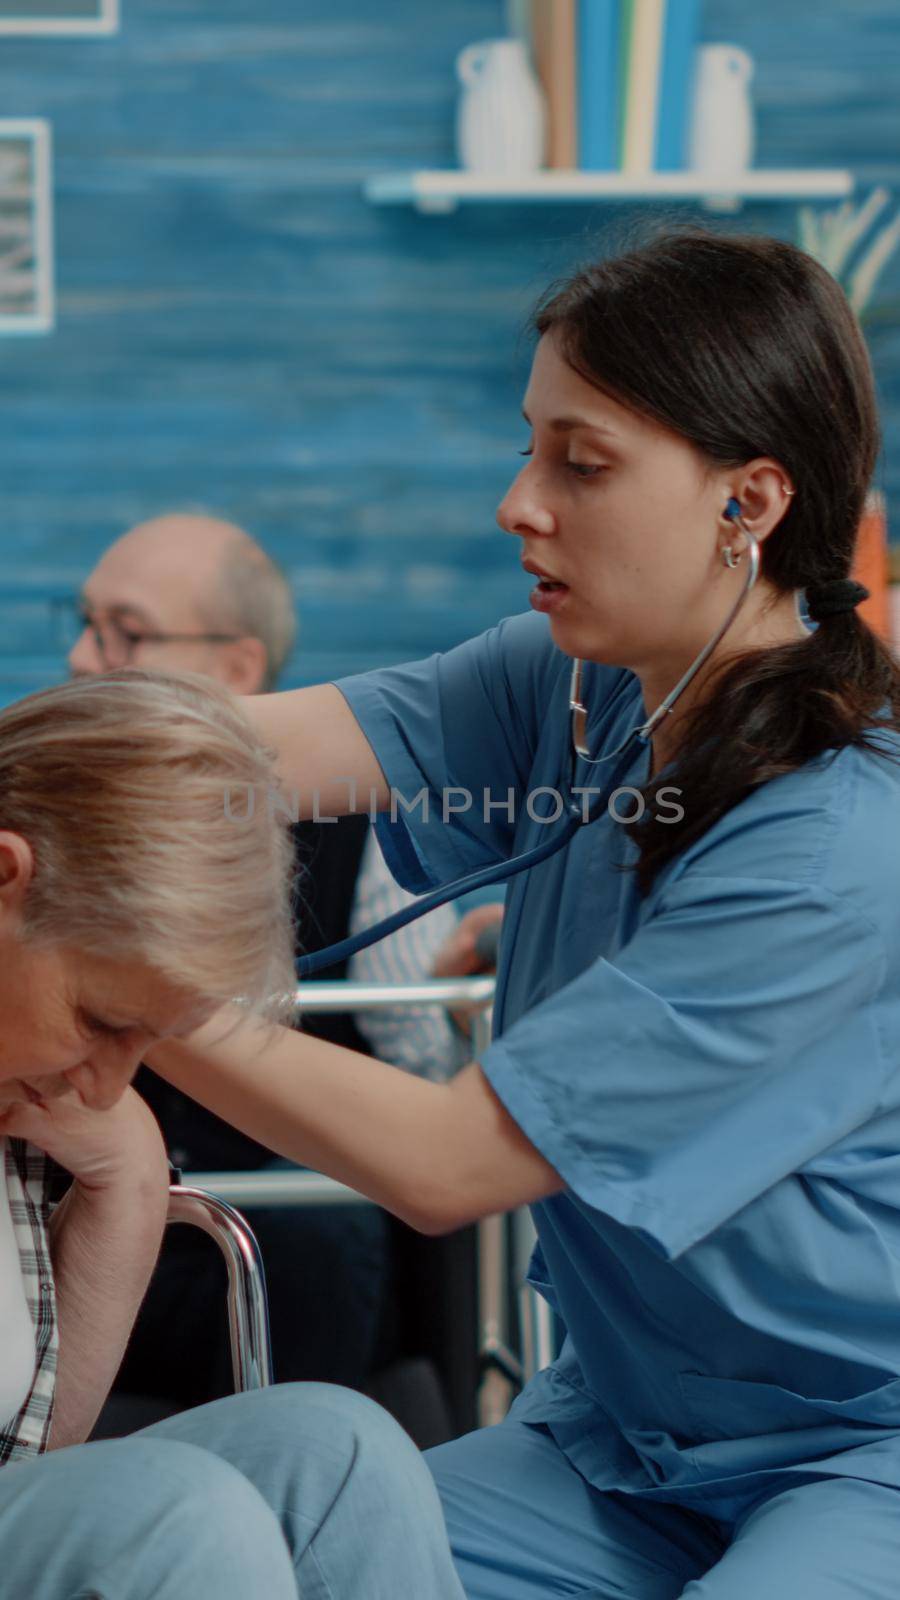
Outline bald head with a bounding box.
[69,513,296,692]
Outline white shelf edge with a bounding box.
[364,168,855,215]
[0,0,118,35]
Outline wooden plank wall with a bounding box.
[1,0,898,703]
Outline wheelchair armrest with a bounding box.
[166,1184,273,1393]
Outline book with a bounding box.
[620,0,665,175]
[578,0,621,170]
[654,0,702,170]
[531,0,578,168]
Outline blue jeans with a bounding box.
[0,1384,465,1599]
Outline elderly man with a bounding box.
[66,511,467,1414]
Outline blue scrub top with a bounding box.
[336,611,900,1514]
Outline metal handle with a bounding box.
[290,977,495,1012]
[167,1185,273,1392]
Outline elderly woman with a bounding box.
[0,670,463,1600]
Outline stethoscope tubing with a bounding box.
[295,801,589,977]
[296,521,761,979]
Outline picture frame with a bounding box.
[0,120,54,335]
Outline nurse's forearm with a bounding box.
[144,1010,561,1233]
[240,683,390,817]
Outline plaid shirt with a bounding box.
[0,1139,58,1464]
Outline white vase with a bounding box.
[688,44,755,179]
[455,38,546,174]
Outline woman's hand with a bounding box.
[432,902,505,979]
[2,1085,175,1451]
[0,1081,172,1447]
[0,1083,168,1194]
[432,903,505,1035]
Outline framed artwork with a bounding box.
[0,0,117,34]
[0,120,54,334]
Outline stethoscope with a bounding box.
[296,501,760,978]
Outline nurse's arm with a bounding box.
[241,684,390,817]
[145,1012,563,1234]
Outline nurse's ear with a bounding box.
[727,459,796,544]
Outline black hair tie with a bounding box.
[805,578,870,622]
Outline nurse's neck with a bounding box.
[641,587,809,780]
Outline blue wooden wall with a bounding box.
[1,0,899,704]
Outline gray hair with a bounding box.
[206,536,297,692]
[0,670,297,1018]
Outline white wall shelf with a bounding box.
[0,0,118,36]
[364,168,854,216]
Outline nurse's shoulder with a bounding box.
[662,727,900,947]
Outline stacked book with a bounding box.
[508,0,702,172]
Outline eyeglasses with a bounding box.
[55,599,242,668]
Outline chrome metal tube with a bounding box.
[183,1170,367,1209]
[512,1207,557,1382]
[167,1186,273,1391]
[290,977,495,1013]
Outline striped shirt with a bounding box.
[347,831,469,1081]
[0,1140,57,1464]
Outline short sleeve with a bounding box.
[334,611,570,893]
[480,871,888,1259]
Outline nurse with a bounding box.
[148,228,900,1598]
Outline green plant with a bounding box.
[798,187,900,319]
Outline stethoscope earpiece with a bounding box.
[722,497,747,567]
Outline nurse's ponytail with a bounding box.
[534,227,900,895]
[631,594,900,891]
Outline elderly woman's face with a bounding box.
[0,936,212,1113]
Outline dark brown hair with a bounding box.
[534,226,900,893]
